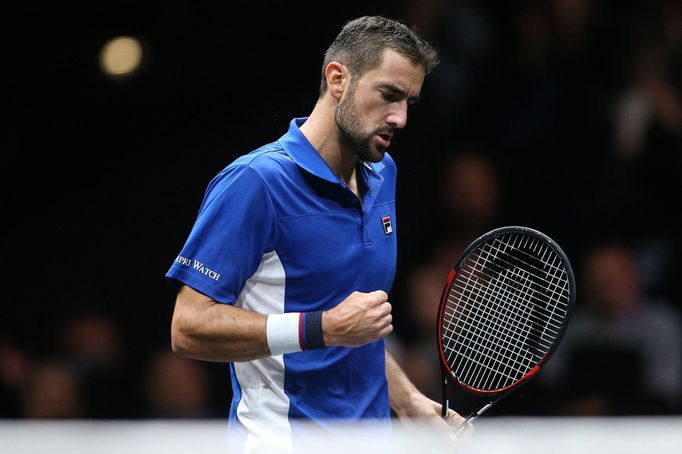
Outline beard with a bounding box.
[335,89,393,163]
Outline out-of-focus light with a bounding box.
[99,36,144,78]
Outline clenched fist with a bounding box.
[322,290,393,347]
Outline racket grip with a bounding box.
[441,375,449,419]
[453,402,493,440]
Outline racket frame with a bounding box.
[436,226,576,424]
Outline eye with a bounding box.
[380,90,401,102]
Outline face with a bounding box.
[335,49,425,162]
[584,245,639,316]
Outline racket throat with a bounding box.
[464,401,493,425]
[441,375,449,418]
[454,402,494,440]
[474,402,493,418]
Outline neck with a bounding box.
[299,97,358,185]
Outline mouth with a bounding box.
[375,131,394,149]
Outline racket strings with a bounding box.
[452,259,564,334]
[482,236,569,303]
[443,265,540,388]
[451,257,566,337]
[445,239,563,354]
[441,232,571,391]
[446,236,568,388]
[443,280,544,370]
[465,234,570,329]
[444,274,542,388]
[443,264,547,366]
[456,238,564,380]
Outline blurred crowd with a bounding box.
[390,0,682,417]
[2,0,681,419]
[0,310,227,419]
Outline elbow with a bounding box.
[170,332,188,357]
[170,315,193,358]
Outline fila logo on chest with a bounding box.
[381,215,393,235]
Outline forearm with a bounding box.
[171,285,269,362]
[385,348,465,430]
[385,349,421,417]
[171,286,393,362]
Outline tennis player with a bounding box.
[166,15,464,452]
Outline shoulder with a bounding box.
[198,143,287,211]
[234,141,293,172]
[209,141,292,186]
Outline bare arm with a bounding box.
[385,349,465,428]
[171,285,269,362]
[386,349,423,417]
[171,285,393,362]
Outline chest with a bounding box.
[271,177,397,310]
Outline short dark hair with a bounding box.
[319,16,439,97]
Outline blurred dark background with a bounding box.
[3,0,681,420]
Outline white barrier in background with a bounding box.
[1,417,681,454]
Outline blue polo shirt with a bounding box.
[166,117,397,450]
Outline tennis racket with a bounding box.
[437,226,575,437]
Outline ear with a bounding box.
[323,61,348,101]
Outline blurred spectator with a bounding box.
[145,349,212,418]
[613,0,681,161]
[613,51,681,161]
[0,340,33,417]
[437,151,500,243]
[58,311,123,368]
[55,311,135,418]
[589,3,681,230]
[539,240,682,415]
[22,361,83,419]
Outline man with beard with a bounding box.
[166,16,463,453]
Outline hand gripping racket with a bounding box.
[437,226,575,437]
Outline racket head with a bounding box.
[437,226,576,396]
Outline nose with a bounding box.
[387,102,408,130]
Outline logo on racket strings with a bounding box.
[381,216,393,235]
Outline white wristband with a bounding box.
[266,313,302,356]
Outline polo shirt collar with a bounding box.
[279,117,386,184]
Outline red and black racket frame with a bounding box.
[435,226,577,423]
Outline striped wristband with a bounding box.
[266,311,327,356]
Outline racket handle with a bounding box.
[441,375,449,419]
[453,402,493,440]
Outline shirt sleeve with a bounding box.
[165,164,277,304]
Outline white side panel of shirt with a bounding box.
[233,250,293,454]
